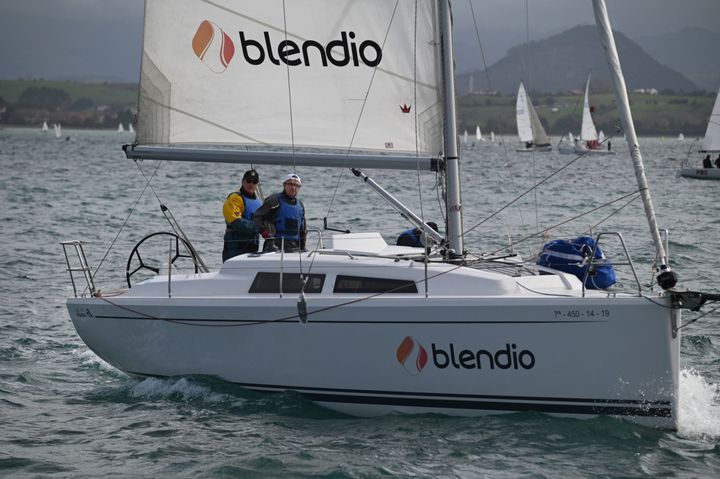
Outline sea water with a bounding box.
[1,128,719,477]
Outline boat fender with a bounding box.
[537,236,617,289]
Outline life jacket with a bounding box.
[275,194,303,241]
[397,228,422,247]
[226,190,262,224]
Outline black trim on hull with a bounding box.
[124,369,672,419]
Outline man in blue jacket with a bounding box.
[253,173,307,252]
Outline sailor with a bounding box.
[397,222,439,249]
[715,154,720,168]
[253,173,307,252]
[222,169,262,261]
[703,154,712,168]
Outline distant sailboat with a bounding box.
[41,121,49,132]
[118,123,125,133]
[559,73,615,155]
[490,131,495,142]
[54,123,62,139]
[128,123,134,133]
[678,133,684,141]
[475,125,484,142]
[463,130,468,145]
[516,82,551,152]
[680,88,720,180]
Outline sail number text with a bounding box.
[553,309,610,319]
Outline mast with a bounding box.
[439,0,464,258]
[592,0,676,289]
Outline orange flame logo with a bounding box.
[192,20,235,73]
[396,336,427,375]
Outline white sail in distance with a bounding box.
[516,82,533,143]
[581,74,599,142]
[137,0,443,156]
[701,88,720,152]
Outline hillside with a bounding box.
[635,27,720,92]
[459,25,699,95]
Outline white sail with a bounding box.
[701,88,720,152]
[569,132,575,143]
[475,125,482,141]
[118,123,125,133]
[581,74,599,142]
[128,123,134,133]
[137,0,443,156]
[41,121,49,132]
[54,123,62,139]
[516,81,549,147]
[678,133,684,141]
[463,130,468,144]
[516,82,533,143]
[490,131,495,142]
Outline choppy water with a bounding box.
[1,128,719,478]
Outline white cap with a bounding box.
[284,173,301,185]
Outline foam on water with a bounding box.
[129,377,239,405]
[679,368,720,438]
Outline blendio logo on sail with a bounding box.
[237,31,383,67]
[432,343,536,370]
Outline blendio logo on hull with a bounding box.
[432,343,535,370]
[238,31,382,67]
[396,338,537,374]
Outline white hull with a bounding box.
[67,248,680,428]
[558,146,617,156]
[679,168,720,180]
[516,145,552,153]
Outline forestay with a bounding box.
[137,0,444,157]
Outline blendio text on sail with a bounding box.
[238,31,383,67]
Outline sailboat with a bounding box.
[515,82,551,152]
[54,123,62,139]
[475,125,484,142]
[64,0,712,429]
[679,88,720,180]
[128,122,135,133]
[560,73,615,156]
[118,123,125,133]
[41,121,49,132]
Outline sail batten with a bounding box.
[136,0,443,158]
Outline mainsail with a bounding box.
[581,74,599,142]
[136,0,443,158]
[701,88,720,152]
[516,81,549,147]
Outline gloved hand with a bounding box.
[261,230,270,239]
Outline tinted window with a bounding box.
[333,275,418,294]
[249,273,325,293]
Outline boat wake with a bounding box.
[678,368,720,438]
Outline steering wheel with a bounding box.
[126,231,199,288]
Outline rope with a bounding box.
[90,159,164,286]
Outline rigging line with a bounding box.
[461,147,593,238]
[414,0,426,229]
[90,159,164,285]
[134,159,164,205]
[484,190,642,257]
[323,0,401,221]
[281,0,303,274]
[583,190,640,234]
[467,0,526,232]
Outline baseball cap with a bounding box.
[243,169,259,182]
[283,173,301,185]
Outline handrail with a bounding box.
[582,232,642,297]
[61,240,96,298]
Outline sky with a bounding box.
[0,0,717,82]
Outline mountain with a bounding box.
[635,28,720,92]
[458,25,700,95]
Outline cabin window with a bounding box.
[249,273,325,294]
[333,275,418,294]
